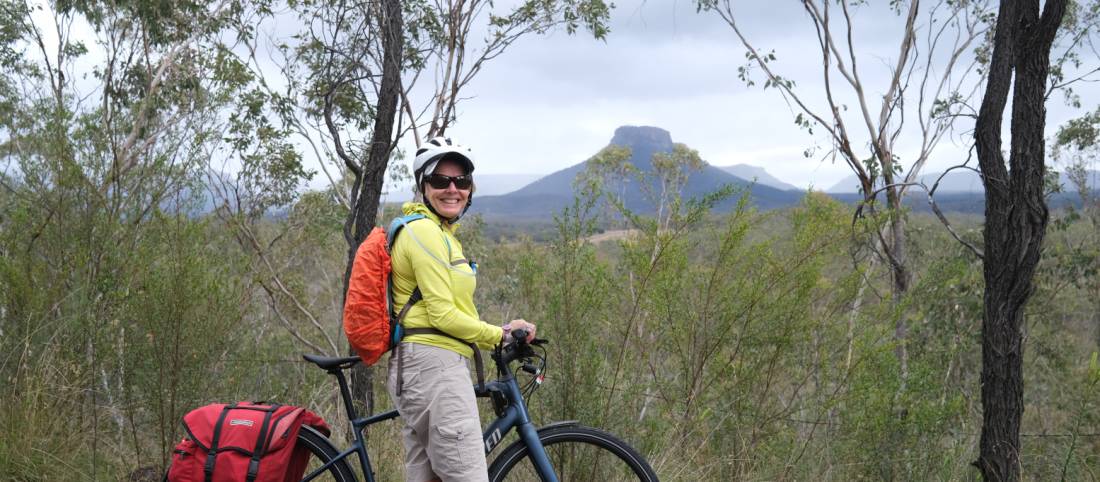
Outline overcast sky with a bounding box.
[23,1,1097,193]
[396,0,1098,191]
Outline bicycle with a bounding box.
[294,329,659,481]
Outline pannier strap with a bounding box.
[395,327,485,397]
[246,406,276,482]
[202,403,280,482]
[203,404,233,482]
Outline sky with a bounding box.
[405,0,843,187]
[18,0,1098,194]
[394,0,1099,191]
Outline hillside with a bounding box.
[465,127,1098,221]
[827,169,1100,193]
[471,126,805,219]
[717,164,801,191]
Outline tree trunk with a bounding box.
[972,1,1065,480]
[864,184,912,389]
[345,0,404,416]
[889,213,911,389]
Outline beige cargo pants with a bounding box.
[387,342,488,482]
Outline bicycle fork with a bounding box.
[481,375,559,482]
[516,421,558,482]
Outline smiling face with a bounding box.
[423,159,471,220]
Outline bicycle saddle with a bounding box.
[303,354,361,370]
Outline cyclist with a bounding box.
[387,137,536,482]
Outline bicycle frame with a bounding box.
[302,354,560,482]
[479,367,558,482]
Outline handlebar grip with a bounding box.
[511,328,529,344]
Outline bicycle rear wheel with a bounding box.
[298,425,357,482]
[487,425,658,482]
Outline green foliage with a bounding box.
[1055,106,1100,152]
[6,158,1100,479]
[2,1,1099,480]
[487,0,613,39]
[1049,1,1100,108]
[0,168,252,479]
[0,2,308,477]
[463,185,1100,480]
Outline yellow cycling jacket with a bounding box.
[390,202,503,358]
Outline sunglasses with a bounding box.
[423,173,473,190]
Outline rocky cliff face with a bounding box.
[608,125,674,172]
[610,125,673,147]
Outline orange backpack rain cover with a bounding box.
[343,226,393,365]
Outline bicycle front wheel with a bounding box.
[487,425,658,482]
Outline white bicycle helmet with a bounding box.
[413,136,476,187]
[412,136,476,223]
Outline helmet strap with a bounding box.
[422,198,471,225]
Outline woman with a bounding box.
[387,137,536,482]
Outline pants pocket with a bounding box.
[434,419,480,473]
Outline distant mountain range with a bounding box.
[380,126,1099,215]
[827,170,984,193]
[464,126,1098,220]
[827,169,1100,193]
[716,164,800,191]
[470,126,805,219]
[186,125,1097,221]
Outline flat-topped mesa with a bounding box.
[470,124,805,217]
[609,126,674,152]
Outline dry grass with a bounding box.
[585,229,639,244]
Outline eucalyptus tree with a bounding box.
[254,0,612,285]
[973,2,1067,479]
[696,0,998,387]
[0,0,264,474]
[698,0,1100,396]
[212,0,613,413]
[1053,108,1100,350]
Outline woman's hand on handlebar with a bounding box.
[503,319,536,344]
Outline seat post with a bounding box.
[331,369,360,422]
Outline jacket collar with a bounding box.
[402,202,459,233]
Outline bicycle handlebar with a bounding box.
[493,328,547,369]
[508,328,547,346]
[511,328,529,344]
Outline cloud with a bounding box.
[386,0,1100,194]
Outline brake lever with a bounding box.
[530,338,548,346]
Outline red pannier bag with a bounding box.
[167,402,329,482]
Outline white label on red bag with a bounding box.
[229,419,255,427]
